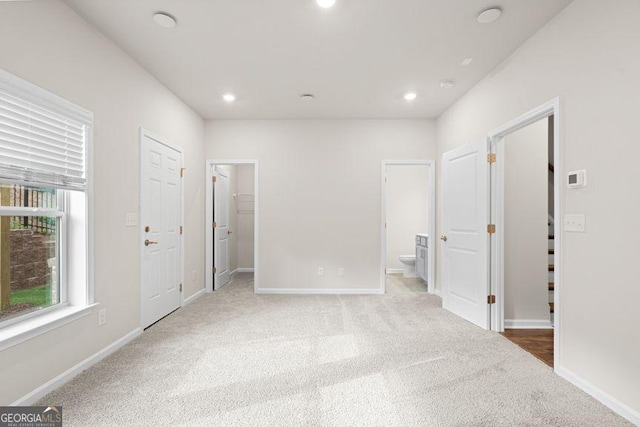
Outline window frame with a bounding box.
[0,68,94,349]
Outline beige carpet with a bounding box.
[40,273,630,426]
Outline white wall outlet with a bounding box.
[564,214,586,232]
[191,270,196,281]
[125,212,137,227]
[98,308,107,326]
[318,267,324,276]
[338,268,345,276]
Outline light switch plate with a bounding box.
[564,214,585,232]
[125,213,138,227]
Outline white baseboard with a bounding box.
[11,328,142,406]
[385,268,404,274]
[504,319,553,329]
[256,288,383,295]
[556,366,640,425]
[183,288,206,306]
[236,268,254,273]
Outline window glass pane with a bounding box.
[0,184,57,209]
[0,215,59,322]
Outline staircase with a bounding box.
[548,216,555,325]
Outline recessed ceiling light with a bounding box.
[223,93,236,102]
[461,58,474,67]
[153,12,177,28]
[404,92,417,101]
[300,94,315,101]
[477,8,502,24]
[316,0,336,9]
[440,80,455,89]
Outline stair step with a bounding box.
[548,282,554,291]
[549,303,555,313]
[548,264,555,272]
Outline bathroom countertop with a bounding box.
[416,233,429,238]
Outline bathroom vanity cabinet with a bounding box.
[415,234,428,283]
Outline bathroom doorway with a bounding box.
[381,160,435,294]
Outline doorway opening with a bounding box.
[206,160,258,293]
[489,99,560,368]
[381,160,435,294]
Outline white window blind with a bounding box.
[0,70,91,190]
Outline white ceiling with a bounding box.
[63,0,572,120]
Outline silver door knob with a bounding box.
[144,239,159,246]
[440,234,448,242]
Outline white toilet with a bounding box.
[398,255,417,278]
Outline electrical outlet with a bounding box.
[564,214,586,232]
[191,270,196,281]
[338,268,344,276]
[125,213,137,227]
[318,267,324,276]
[98,308,106,326]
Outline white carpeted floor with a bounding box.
[40,273,630,426]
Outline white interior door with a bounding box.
[140,132,182,329]
[214,167,230,289]
[441,140,490,329]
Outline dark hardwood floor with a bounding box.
[501,329,554,367]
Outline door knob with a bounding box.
[144,239,159,246]
[440,234,448,242]
[227,230,233,235]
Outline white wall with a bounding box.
[236,165,255,269]
[0,1,205,405]
[436,0,640,418]
[504,119,549,323]
[386,165,429,271]
[205,120,436,291]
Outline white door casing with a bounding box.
[140,131,182,329]
[214,167,230,289]
[441,140,490,329]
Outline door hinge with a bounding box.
[180,167,186,177]
[487,294,496,304]
[179,226,183,235]
[212,176,217,183]
[180,283,183,292]
[212,267,217,274]
[487,153,496,163]
[487,224,496,234]
[212,221,217,229]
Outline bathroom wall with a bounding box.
[236,164,255,270]
[385,165,430,271]
[504,119,549,324]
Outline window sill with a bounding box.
[0,303,98,352]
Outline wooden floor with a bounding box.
[501,329,554,367]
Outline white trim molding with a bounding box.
[11,328,142,406]
[182,288,206,307]
[487,97,562,371]
[256,288,383,295]
[235,268,254,273]
[556,366,640,425]
[385,268,405,274]
[504,319,553,329]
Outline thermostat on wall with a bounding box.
[567,170,587,188]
